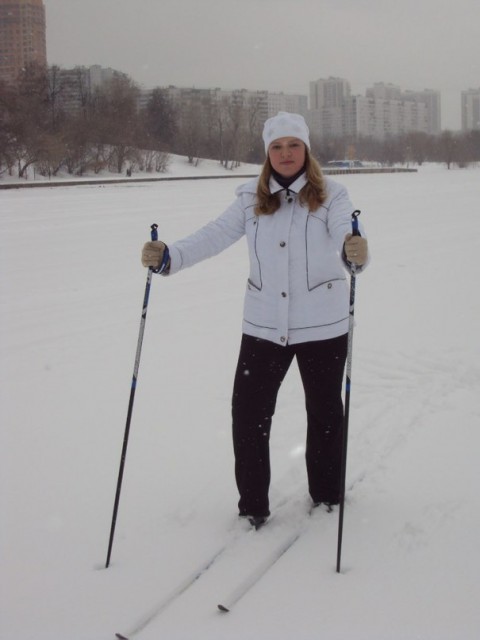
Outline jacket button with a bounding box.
[287,197,293,203]
[280,336,286,343]
[281,292,287,298]
[328,283,333,289]
[280,241,286,247]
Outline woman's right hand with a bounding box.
[141,241,167,269]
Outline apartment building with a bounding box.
[47,65,128,115]
[348,94,428,138]
[308,78,440,140]
[140,86,307,135]
[403,89,441,135]
[267,92,308,118]
[0,0,47,83]
[307,77,351,138]
[461,88,480,131]
[310,77,351,110]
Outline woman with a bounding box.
[142,112,369,528]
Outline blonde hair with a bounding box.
[255,147,327,215]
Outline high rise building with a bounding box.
[0,0,47,84]
[308,78,441,140]
[344,94,428,139]
[364,83,440,136]
[403,89,441,135]
[461,89,480,131]
[366,82,402,101]
[267,92,308,118]
[307,78,351,139]
[310,77,351,110]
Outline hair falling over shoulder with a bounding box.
[255,148,327,215]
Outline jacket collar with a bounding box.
[269,172,307,195]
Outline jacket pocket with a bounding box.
[247,278,261,291]
[308,276,346,292]
[305,214,344,291]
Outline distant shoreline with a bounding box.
[0,167,417,190]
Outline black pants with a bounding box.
[232,333,348,517]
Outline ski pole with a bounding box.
[105,223,159,569]
[336,210,361,574]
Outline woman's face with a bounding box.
[268,137,306,178]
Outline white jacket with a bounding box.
[168,174,367,346]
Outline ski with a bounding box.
[114,475,365,636]
[113,494,301,638]
[216,471,367,613]
[217,507,315,613]
[114,539,230,639]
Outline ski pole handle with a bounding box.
[149,224,161,273]
[351,210,361,236]
[148,224,169,274]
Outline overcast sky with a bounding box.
[43,0,480,130]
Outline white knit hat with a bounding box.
[262,111,310,153]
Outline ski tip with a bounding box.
[115,634,129,640]
[218,604,230,613]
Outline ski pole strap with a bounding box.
[149,223,170,274]
[153,245,170,274]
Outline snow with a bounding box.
[1,163,479,640]
[0,154,260,185]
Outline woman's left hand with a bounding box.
[344,234,368,266]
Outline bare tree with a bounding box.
[404,131,433,166]
[244,95,265,163]
[437,130,458,169]
[143,88,177,149]
[35,133,68,176]
[212,96,246,169]
[178,101,204,164]
[46,65,66,132]
[94,74,141,173]
[0,80,16,175]
[137,148,170,173]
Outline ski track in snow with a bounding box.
[1,164,480,640]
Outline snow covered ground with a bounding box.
[0,154,260,185]
[1,164,479,640]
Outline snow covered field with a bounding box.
[1,164,479,640]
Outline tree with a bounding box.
[213,96,247,169]
[242,95,265,163]
[143,88,177,149]
[405,131,433,166]
[177,101,204,164]
[35,133,68,177]
[93,74,141,173]
[46,65,67,132]
[7,64,51,177]
[0,80,16,174]
[436,130,458,169]
[456,129,480,166]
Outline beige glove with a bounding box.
[344,234,368,266]
[141,241,167,269]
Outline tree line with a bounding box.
[0,64,172,178]
[1,64,479,179]
[314,129,480,170]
